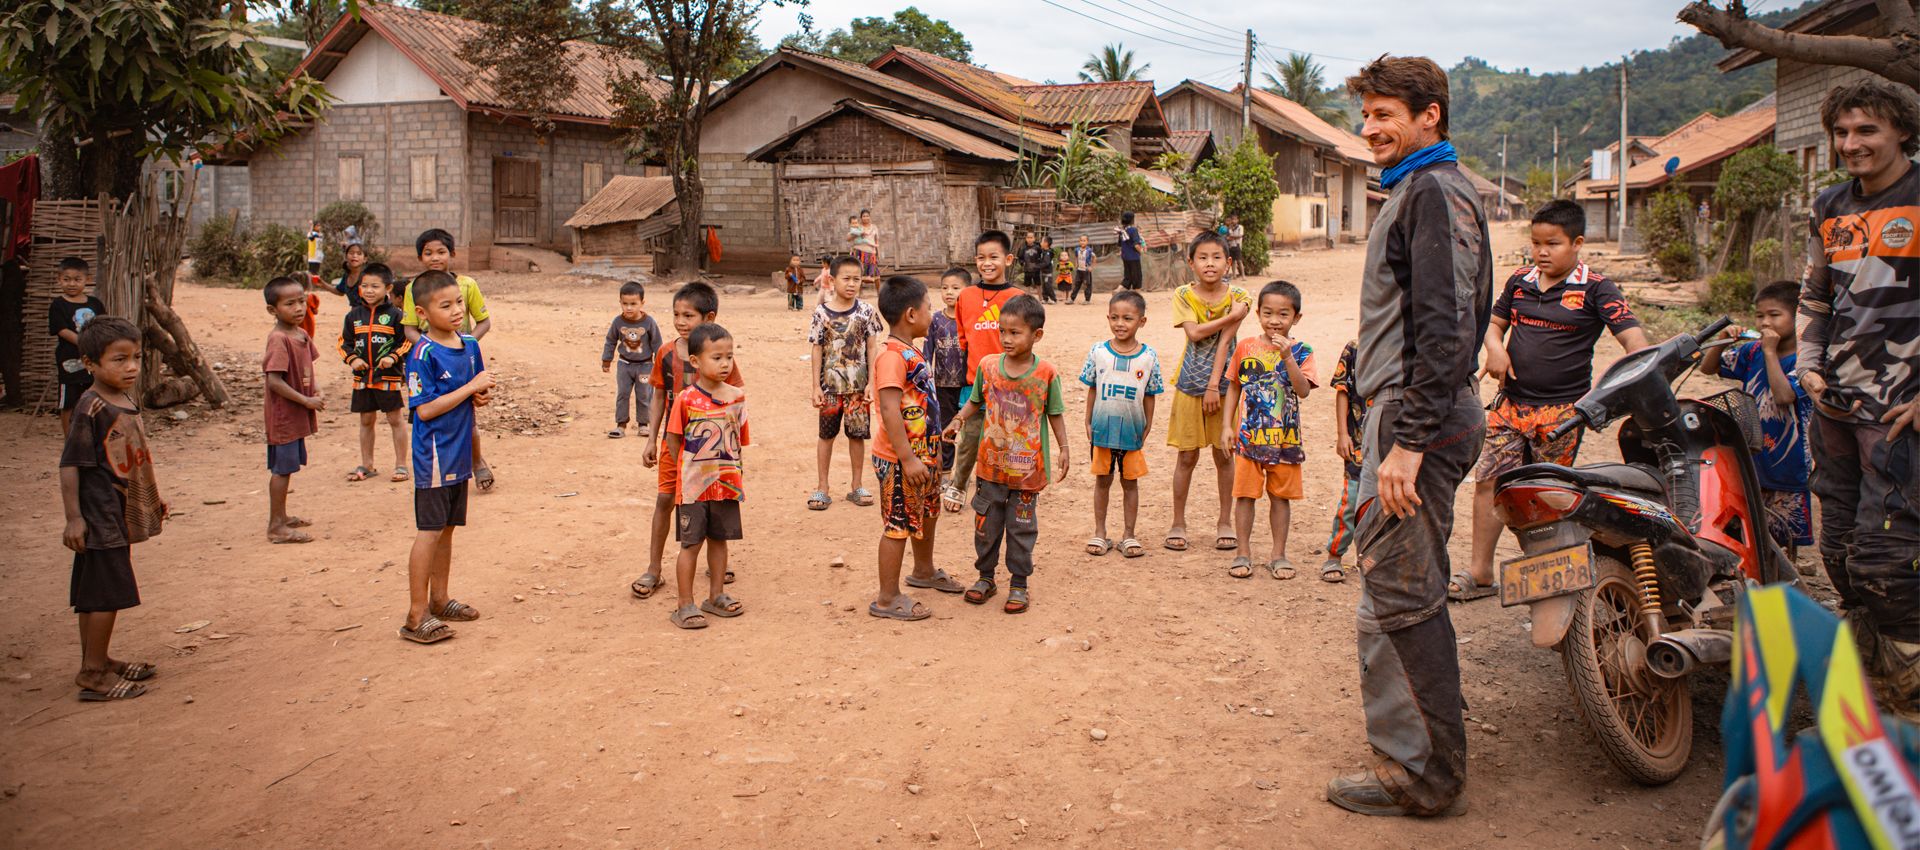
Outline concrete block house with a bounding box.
[251,3,665,268]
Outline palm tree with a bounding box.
[1080,43,1149,82]
[1262,52,1348,126]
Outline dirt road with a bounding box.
[1,223,1733,847]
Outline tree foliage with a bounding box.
[0,0,333,199]
[1641,187,1698,280]
[1262,52,1346,126]
[781,7,967,64]
[458,0,594,134]
[1080,43,1148,83]
[1038,124,1163,217]
[1713,143,1798,274]
[1521,165,1556,210]
[1197,137,1279,274]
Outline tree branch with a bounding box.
[1677,1,1920,91]
[1877,0,1920,34]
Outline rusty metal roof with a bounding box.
[1015,81,1156,126]
[746,100,1019,163]
[566,175,677,229]
[286,3,666,125]
[873,47,1163,131]
[875,47,1040,122]
[1166,129,1216,164]
[1164,81,1371,167]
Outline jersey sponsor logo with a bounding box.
[1561,290,1586,311]
[1881,216,1914,250]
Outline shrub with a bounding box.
[1749,237,1785,278]
[1655,242,1697,280]
[247,223,307,283]
[1708,270,1754,313]
[188,213,251,281]
[1641,188,1696,279]
[1199,137,1279,274]
[311,201,387,279]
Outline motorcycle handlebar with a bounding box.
[1695,317,1733,346]
[1547,415,1583,441]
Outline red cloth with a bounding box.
[0,154,40,263]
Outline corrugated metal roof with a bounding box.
[879,47,1040,122]
[875,47,1161,130]
[287,3,666,124]
[745,100,1019,163]
[1621,105,1775,190]
[1014,81,1154,125]
[566,175,677,228]
[1167,129,1215,163]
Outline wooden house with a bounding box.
[1583,99,1776,245]
[565,175,678,266]
[1157,80,1374,247]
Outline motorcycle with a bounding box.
[1491,316,1800,785]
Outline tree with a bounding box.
[1080,43,1148,83]
[781,7,968,64]
[1261,52,1347,126]
[0,0,332,200]
[1196,137,1279,274]
[1712,143,1798,274]
[1521,165,1556,209]
[1679,0,1920,92]
[459,0,595,134]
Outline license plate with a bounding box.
[1499,544,1596,607]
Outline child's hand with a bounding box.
[940,418,962,444]
[1759,326,1783,346]
[1227,300,1250,322]
[1482,343,1515,384]
[348,357,369,371]
[1219,426,1235,451]
[603,360,612,373]
[376,356,394,370]
[1054,447,1071,483]
[1269,333,1294,350]
[63,518,86,552]
[470,370,497,395]
[641,440,658,468]
[1337,431,1354,461]
[1202,387,1221,415]
[472,389,491,408]
[810,387,825,409]
[306,393,326,411]
[904,456,931,487]
[1723,324,1747,340]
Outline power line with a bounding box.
[1126,0,1244,38]
[1087,0,1250,52]
[1037,0,1245,58]
[1056,0,1247,54]
[1257,43,1369,66]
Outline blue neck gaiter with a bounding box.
[1380,140,1457,190]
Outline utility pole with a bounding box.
[1551,125,1559,199]
[1241,30,1254,135]
[1618,57,1629,245]
[1500,132,1509,206]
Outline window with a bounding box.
[582,161,605,202]
[410,155,437,202]
[338,155,364,201]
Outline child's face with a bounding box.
[269,285,309,327]
[1190,243,1227,284]
[692,336,735,383]
[1024,233,1036,245]
[87,338,142,392]
[1755,298,1796,341]
[998,313,1041,357]
[416,285,466,333]
[1107,299,1144,343]
[58,268,87,298]
[358,275,390,307]
[975,243,1008,283]
[903,293,934,338]
[940,275,966,308]
[1529,223,1582,279]
[419,240,453,272]
[788,256,802,270]
[620,293,645,322]
[345,245,367,270]
[1079,236,1090,248]
[1258,294,1300,339]
[670,299,708,337]
[833,264,862,301]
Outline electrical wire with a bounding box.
[1125,0,1245,38]
[1037,0,1246,58]
[1090,0,1251,52]
[1056,0,1249,54]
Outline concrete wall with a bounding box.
[249,100,468,263]
[463,115,645,253]
[327,32,450,104]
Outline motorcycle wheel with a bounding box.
[1562,554,1693,785]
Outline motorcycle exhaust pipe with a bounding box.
[1647,629,1733,679]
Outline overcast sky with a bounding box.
[754,0,1746,87]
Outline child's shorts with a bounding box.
[874,455,939,540]
[267,438,307,475]
[1763,488,1814,547]
[677,499,742,547]
[351,388,404,413]
[819,392,872,440]
[1092,446,1148,480]
[1232,456,1303,500]
[1475,397,1583,481]
[415,481,470,531]
[1165,391,1225,451]
[58,380,87,411]
[71,546,139,613]
[655,436,679,495]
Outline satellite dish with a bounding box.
[1664,156,1680,175]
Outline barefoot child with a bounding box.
[60,317,166,700]
[263,276,322,544]
[666,322,749,629]
[1080,289,1163,559]
[941,294,1071,614]
[1166,231,1251,552]
[1221,280,1317,580]
[1319,339,1365,582]
[942,231,1021,512]
[1716,281,1814,558]
[49,256,105,435]
[925,268,969,479]
[632,282,742,599]
[807,255,885,510]
[398,270,494,643]
[870,276,963,620]
[602,280,662,439]
[340,263,411,483]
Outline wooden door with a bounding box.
[494,157,540,244]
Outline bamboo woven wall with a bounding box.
[20,199,106,406]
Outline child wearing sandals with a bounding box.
[1219,280,1316,581]
[1319,340,1364,582]
[340,263,411,484]
[1080,289,1163,560]
[940,294,1071,614]
[925,268,969,480]
[870,276,965,621]
[263,276,322,545]
[666,323,750,629]
[807,255,885,511]
[398,271,495,644]
[61,317,167,701]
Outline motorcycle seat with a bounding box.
[1499,462,1665,496]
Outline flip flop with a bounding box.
[700,593,745,618]
[1228,556,1254,579]
[1267,558,1296,580]
[964,579,997,605]
[846,488,875,507]
[1320,558,1346,583]
[390,467,409,482]
[398,616,454,644]
[670,604,708,630]
[630,572,664,598]
[807,490,832,511]
[1120,538,1146,558]
[1086,537,1112,556]
[1214,534,1239,551]
[347,466,375,482]
[1448,571,1497,602]
[115,661,157,681]
[905,568,965,593]
[432,599,480,621]
[869,594,931,621]
[1164,534,1189,551]
[940,485,965,514]
[608,429,624,439]
[1004,587,1030,614]
[78,679,146,701]
[475,466,496,493]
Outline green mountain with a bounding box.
[1440,2,1810,183]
